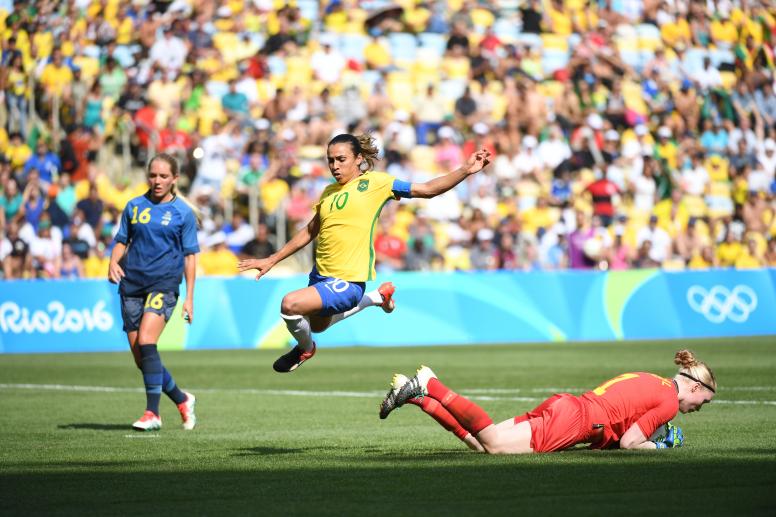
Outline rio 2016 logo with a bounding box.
[0,300,114,334]
[686,285,758,324]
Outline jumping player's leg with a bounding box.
[326,282,396,329]
[274,286,325,373]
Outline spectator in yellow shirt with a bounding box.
[83,242,111,279]
[39,48,74,99]
[734,238,764,269]
[199,232,240,276]
[716,228,743,266]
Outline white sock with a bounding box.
[281,313,314,351]
[328,289,383,326]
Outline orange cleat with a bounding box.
[132,410,161,431]
[378,282,396,313]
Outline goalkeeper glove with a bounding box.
[654,422,684,449]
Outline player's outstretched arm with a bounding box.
[410,149,491,199]
[237,214,321,280]
[108,242,127,284]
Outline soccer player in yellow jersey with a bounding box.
[238,133,491,372]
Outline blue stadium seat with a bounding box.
[297,0,319,21]
[682,48,709,76]
[541,49,569,75]
[710,48,735,67]
[388,32,418,62]
[340,34,370,62]
[516,32,543,50]
[493,18,520,43]
[418,32,447,59]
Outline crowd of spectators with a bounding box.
[1,0,776,281]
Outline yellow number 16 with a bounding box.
[131,207,152,224]
[592,373,639,396]
[145,293,164,309]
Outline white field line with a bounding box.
[1,383,775,406]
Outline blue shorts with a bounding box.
[308,267,365,317]
[120,291,178,332]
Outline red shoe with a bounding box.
[177,392,196,430]
[378,282,396,313]
[132,410,161,431]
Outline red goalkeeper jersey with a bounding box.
[580,372,679,449]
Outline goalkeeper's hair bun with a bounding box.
[674,349,717,392]
[674,349,698,369]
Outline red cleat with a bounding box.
[377,282,396,313]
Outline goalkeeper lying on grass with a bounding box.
[380,349,715,453]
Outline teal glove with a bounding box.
[654,422,684,449]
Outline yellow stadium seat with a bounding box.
[387,72,415,111]
[471,7,495,28]
[541,34,568,52]
[537,80,564,99]
[409,145,437,173]
[720,71,737,90]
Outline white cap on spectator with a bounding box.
[552,222,567,235]
[255,118,271,130]
[586,114,603,130]
[281,128,296,141]
[216,5,231,17]
[394,110,409,122]
[438,126,455,139]
[207,231,227,247]
[658,126,672,138]
[522,135,538,148]
[605,129,619,141]
[477,228,494,241]
[473,122,490,135]
[634,124,648,136]
[764,138,776,151]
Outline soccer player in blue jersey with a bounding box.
[239,133,491,373]
[109,153,200,431]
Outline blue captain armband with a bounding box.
[392,179,412,198]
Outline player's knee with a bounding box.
[280,294,303,315]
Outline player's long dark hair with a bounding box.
[328,133,380,172]
[148,153,201,226]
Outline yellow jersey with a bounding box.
[315,171,398,282]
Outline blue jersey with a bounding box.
[114,194,200,296]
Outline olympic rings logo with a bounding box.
[686,285,758,324]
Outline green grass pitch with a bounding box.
[1,337,775,515]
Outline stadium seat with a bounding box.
[516,33,543,50]
[710,48,735,68]
[541,49,570,75]
[636,23,662,51]
[418,32,447,59]
[541,33,568,52]
[297,0,320,21]
[387,71,415,111]
[388,32,418,62]
[339,34,370,62]
[492,18,520,44]
[682,48,709,76]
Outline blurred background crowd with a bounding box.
[1,0,776,281]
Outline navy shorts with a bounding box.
[308,267,365,317]
[120,291,178,332]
